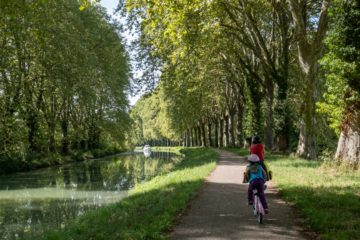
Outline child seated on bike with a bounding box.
[250,135,272,181]
[243,154,269,214]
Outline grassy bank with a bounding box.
[133,146,183,152]
[225,147,360,240]
[269,154,360,240]
[42,148,217,240]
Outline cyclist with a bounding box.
[250,135,271,181]
[243,154,269,214]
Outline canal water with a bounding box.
[0,151,182,240]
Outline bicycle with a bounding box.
[252,187,266,224]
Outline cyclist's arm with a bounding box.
[262,168,267,181]
[243,167,250,183]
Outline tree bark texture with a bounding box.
[201,122,206,147]
[186,129,191,147]
[61,119,69,155]
[197,125,202,147]
[208,123,212,147]
[295,66,318,159]
[214,120,219,148]
[289,0,330,159]
[236,101,244,147]
[194,127,198,146]
[219,117,224,147]
[230,113,236,147]
[224,114,229,147]
[335,101,360,165]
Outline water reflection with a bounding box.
[0,151,181,240]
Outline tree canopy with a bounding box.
[0,0,131,172]
[125,0,359,165]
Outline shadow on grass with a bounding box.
[278,185,360,240]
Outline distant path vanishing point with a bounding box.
[170,149,311,240]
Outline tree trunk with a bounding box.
[275,4,291,152]
[335,102,360,165]
[201,122,206,147]
[197,125,202,147]
[208,123,212,147]
[61,119,69,155]
[193,127,198,146]
[296,71,317,159]
[224,114,229,147]
[214,120,219,148]
[48,121,56,152]
[190,128,194,147]
[185,129,191,147]
[219,117,224,147]
[236,102,244,147]
[26,112,38,152]
[230,113,236,147]
[194,128,197,146]
[289,0,329,159]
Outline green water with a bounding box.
[0,151,181,240]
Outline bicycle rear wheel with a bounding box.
[258,213,263,224]
[253,205,257,215]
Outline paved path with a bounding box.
[170,149,311,240]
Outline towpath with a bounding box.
[170,149,311,240]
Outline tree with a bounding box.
[0,0,131,168]
[289,0,330,159]
[320,0,360,165]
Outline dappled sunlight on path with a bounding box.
[170,149,310,240]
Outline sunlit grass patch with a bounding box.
[41,148,217,240]
[268,155,360,240]
[221,147,250,156]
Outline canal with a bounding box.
[0,151,181,239]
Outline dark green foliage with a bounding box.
[0,0,131,172]
[319,0,360,132]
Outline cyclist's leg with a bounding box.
[256,179,268,209]
[248,181,254,205]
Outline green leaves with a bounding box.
[0,0,130,162]
[319,0,360,134]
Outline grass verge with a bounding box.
[42,148,217,240]
[221,147,249,156]
[268,154,360,240]
[227,148,360,240]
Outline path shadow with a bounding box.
[170,180,311,240]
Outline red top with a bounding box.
[250,143,265,161]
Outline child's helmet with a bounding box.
[248,154,260,162]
